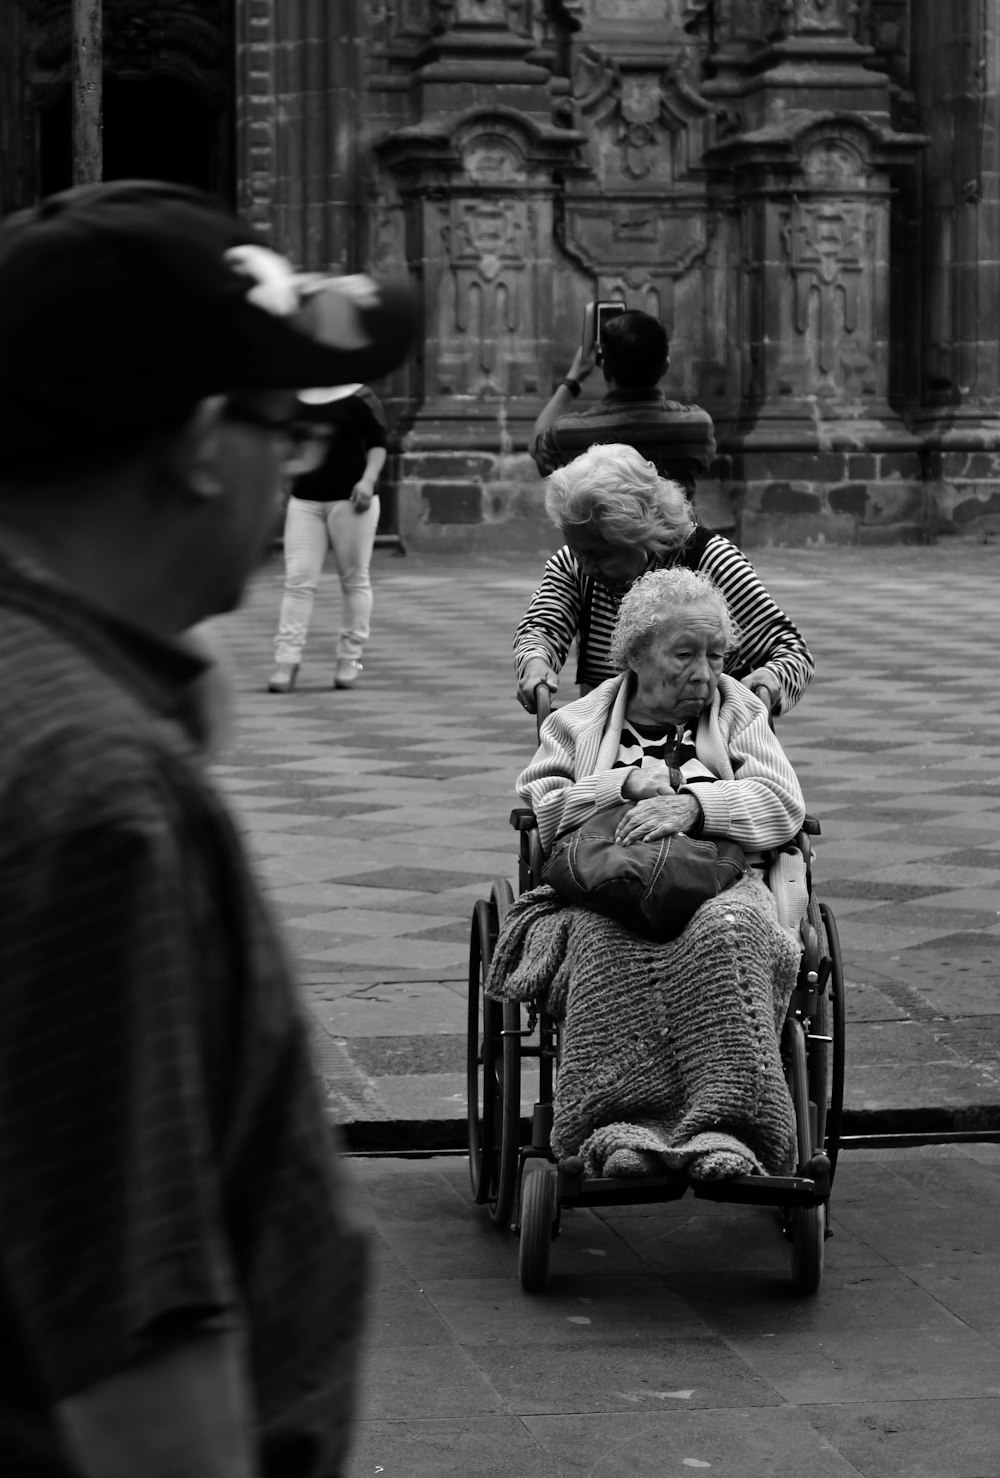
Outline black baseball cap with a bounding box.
[0,179,418,435]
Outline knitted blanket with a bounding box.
[485,873,800,1181]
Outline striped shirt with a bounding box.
[513,528,814,715]
[530,388,716,494]
[614,720,716,787]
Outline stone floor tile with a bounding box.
[278,908,467,938]
[307,987,466,1037]
[801,1399,1000,1478]
[356,1344,506,1420]
[725,1321,1000,1404]
[521,1407,868,1478]
[423,1273,714,1345]
[347,1417,557,1478]
[466,1336,782,1416]
[305,939,467,970]
[833,1194,1000,1265]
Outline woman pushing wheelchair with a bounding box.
[513,442,814,716]
[487,563,812,1183]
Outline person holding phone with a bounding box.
[529,308,716,506]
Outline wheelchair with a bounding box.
[467,684,845,1296]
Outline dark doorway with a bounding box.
[39,73,232,200]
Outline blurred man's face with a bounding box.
[200,390,310,615]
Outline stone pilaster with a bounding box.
[371,2,587,552]
[235,0,364,271]
[910,0,1000,540]
[705,0,928,544]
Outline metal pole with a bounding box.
[71,0,102,184]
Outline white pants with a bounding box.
[274,495,380,666]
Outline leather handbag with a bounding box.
[541,800,746,943]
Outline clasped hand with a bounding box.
[616,770,702,845]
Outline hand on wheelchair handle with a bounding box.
[517,661,559,712]
[740,669,779,715]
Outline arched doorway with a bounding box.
[21,1,234,207]
[39,72,231,198]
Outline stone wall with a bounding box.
[228,0,1000,550]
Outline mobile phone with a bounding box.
[582,299,626,362]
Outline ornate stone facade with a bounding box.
[3,2,998,544]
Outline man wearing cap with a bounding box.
[0,182,415,1478]
[529,309,718,511]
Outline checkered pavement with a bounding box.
[207,540,1000,1139]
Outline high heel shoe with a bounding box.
[267,662,300,693]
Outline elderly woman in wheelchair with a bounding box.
[471,564,843,1293]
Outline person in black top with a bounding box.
[269,383,388,692]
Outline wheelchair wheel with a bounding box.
[802,896,846,1187]
[518,1166,557,1293]
[818,902,846,1181]
[783,1016,826,1294]
[466,881,521,1227]
[790,1202,825,1295]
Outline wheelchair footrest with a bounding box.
[692,1172,827,1207]
[558,1173,691,1208]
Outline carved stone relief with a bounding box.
[437,190,542,396]
[560,203,707,279]
[29,0,229,99]
[785,200,872,378]
[709,0,769,45]
[763,0,860,37]
[572,47,712,185]
[427,0,534,32]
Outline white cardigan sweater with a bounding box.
[517,673,806,857]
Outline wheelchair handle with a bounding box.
[534,682,552,741]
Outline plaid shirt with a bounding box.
[530,387,716,494]
[0,549,366,1476]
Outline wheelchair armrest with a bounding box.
[509,807,538,832]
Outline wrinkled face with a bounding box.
[564,523,648,590]
[631,609,727,723]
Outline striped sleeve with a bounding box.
[697,536,814,715]
[512,546,585,682]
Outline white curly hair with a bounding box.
[544,443,695,556]
[609,566,741,673]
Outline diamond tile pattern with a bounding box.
[205,542,1000,1135]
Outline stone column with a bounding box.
[235,0,365,271]
[705,0,928,544]
[911,0,1000,539]
[373,3,587,551]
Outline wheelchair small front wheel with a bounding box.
[518,1167,557,1293]
[789,1202,825,1295]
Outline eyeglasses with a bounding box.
[223,396,330,470]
